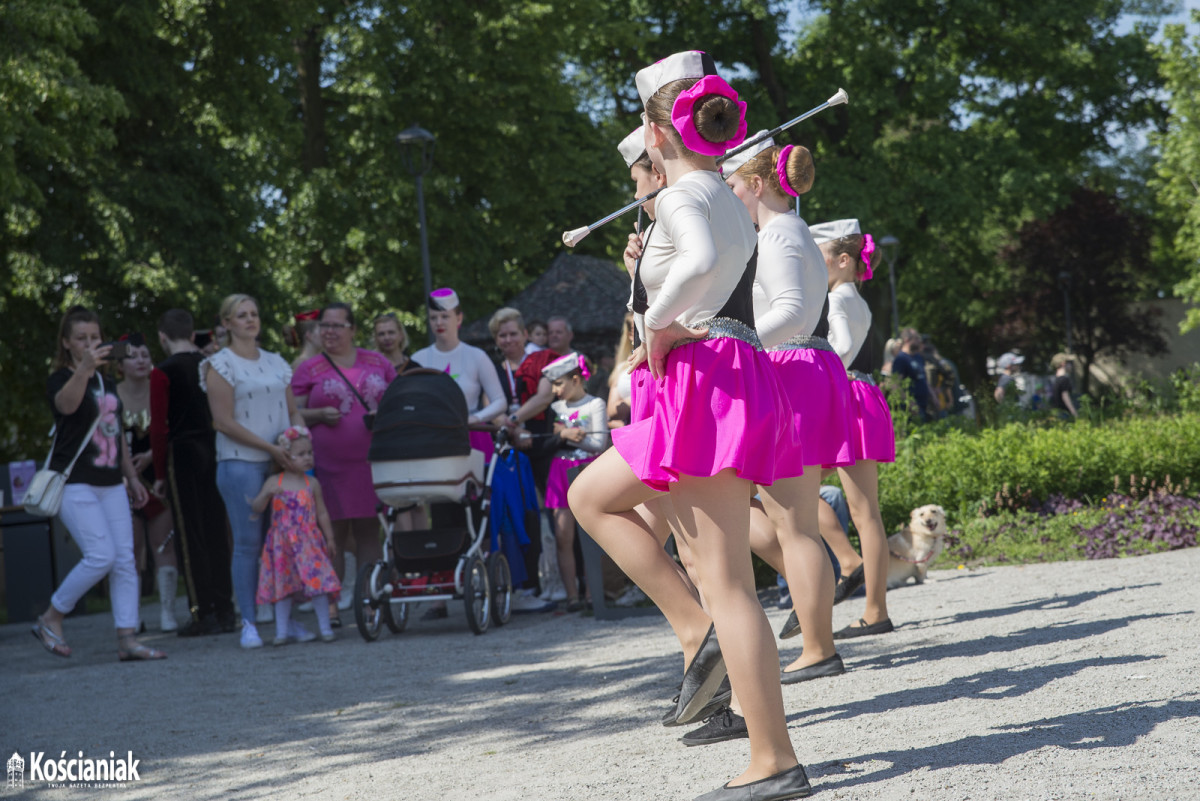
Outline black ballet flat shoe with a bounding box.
[833,617,894,640]
[680,706,748,747]
[693,763,812,801]
[663,675,731,727]
[780,652,845,685]
[778,610,801,640]
[675,624,727,726]
[833,564,865,605]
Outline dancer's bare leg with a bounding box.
[838,461,889,625]
[637,496,701,607]
[552,508,579,601]
[667,469,797,785]
[569,448,713,666]
[759,472,837,670]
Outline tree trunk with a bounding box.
[748,15,789,122]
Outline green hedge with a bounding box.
[875,412,1200,532]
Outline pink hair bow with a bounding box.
[578,354,591,380]
[670,75,747,157]
[860,234,875,281]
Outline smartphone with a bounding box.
[101,341,132,361]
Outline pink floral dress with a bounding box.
[256,475,342,604]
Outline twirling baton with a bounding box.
[562,88,848,247]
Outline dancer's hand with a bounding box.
[622,232,644,276]
[627,343,647,372]
[644,322,708,381]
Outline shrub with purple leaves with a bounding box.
[1079,491,1200,559]
[937,478,1199,567]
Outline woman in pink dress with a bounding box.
[292,302,396,623]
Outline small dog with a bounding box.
[886,504,947,589]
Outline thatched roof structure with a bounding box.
[462,252,629,359]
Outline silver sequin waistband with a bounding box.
[847,369,876,385]
[686,317,763,351]
[771,334,834,353]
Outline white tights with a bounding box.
[274,594,332,639]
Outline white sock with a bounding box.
[274,598,292,640]
[313,594,332,636]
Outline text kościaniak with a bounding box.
[27,751,141,784]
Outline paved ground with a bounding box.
[3,547,1199,800]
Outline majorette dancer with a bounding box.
[722,134,855,683]
[810,219,897,639]
[569,51,812,801]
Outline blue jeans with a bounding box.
[217,459,270,624]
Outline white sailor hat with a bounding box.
[809,219,861,245]
[720,130,773,175]
[635,50,718,107]
[542,352,585,382]
[428,287,460,311]
[619,126,646,168]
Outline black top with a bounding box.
[46,368,124,486]
[1049,374,1074,411]
[156,351,214,441]
[712,246,759,328]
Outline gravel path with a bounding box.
[3,547,1198,800]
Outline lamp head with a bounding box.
[396,125,436,176]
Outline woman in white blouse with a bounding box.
[203,294,304,649]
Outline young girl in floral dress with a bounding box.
[251,426,341,645]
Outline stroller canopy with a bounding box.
[369,369,471,462]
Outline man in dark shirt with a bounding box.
[1048,352,1078,419]
[890,328,933,422]
[150,309,235,636]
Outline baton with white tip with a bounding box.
[562,88,849,247]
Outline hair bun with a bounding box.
[784,145,815,195]
[694,94,742,144]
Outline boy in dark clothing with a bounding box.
[150,309,235,636]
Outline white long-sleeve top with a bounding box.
[550,394,610,460]
[826,282,872,368]
[636,171,757,336]
[751,213,828,348]
[411,341,507,421]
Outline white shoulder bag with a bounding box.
[24,374,105,517]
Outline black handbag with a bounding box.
[322,353,376,430]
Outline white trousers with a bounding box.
[52,483,139,629]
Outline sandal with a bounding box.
[117,636,167,662]
[31,616,71,658]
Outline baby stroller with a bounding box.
[357,368,513,639]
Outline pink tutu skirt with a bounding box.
[612,337,804,492]
[545,456,596,508]
[628,365,656,424]
[470,429,494,462]
[848,378,896,463]
[767,348,855,469]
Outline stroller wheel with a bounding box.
[487,552,512,627]
[386,595,408,634]
[463,556,491,635]
[354,560,393,641]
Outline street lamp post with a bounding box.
[396,125,436,344]
[879,235,900,338]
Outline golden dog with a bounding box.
[886,504,947,588]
